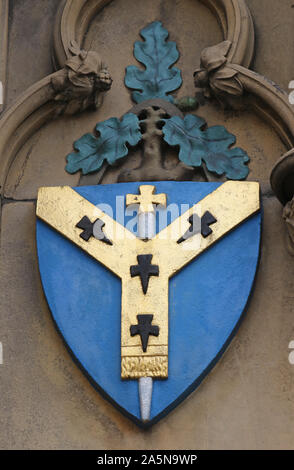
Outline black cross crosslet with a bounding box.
[130,314,159,353]
[76,216,113,245]
[177,211,217,244]
[130,254,159,295]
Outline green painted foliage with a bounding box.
[162,114,249,180]
[125,21,182,103]
[66,113,142,175]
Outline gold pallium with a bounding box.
[36,182,260,379]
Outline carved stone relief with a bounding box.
[51,41,112,115]
[1,0,294,448]
[1,0,294,197]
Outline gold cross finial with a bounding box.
[126,185,167,213]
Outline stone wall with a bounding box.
[1,0,294,449]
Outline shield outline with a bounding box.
[36,181,261,427]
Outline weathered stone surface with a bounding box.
[4,116,82,199]
[247,0,294,91]
[4,100,286,199]
[0,197,294,449]
[6,0,60,107]
[1,0,294,450]
[0,202,125,449]
[3,0,288,200]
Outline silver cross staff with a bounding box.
[126,185,167,422]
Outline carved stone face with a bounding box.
[96,69,113,91]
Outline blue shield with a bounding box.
[36,181,261,426]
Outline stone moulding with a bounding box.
[271,149,294,254]
[195,42,294,149]
[0,0,294,203]
[0,0,9,113]
[54,0,255,71]
[199,0,255,68]
[0,74,58,191]
[53,0,114,69]
[271,149,294,206]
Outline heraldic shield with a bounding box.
[36,181,261,427]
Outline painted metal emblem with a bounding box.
[36,22,261,426]
[36,181,261,426]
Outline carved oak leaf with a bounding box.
[162,114,249,180]
[66,113,142,175]
[125,21,182,103]
[194,40,243,100]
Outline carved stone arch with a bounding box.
[53,0,114,68]
[53,0,255,69]
[0,0,293,199]
[199,0,255,67]
[195,60,294,149]
[2,0,294,448]
[0,0,8,113]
